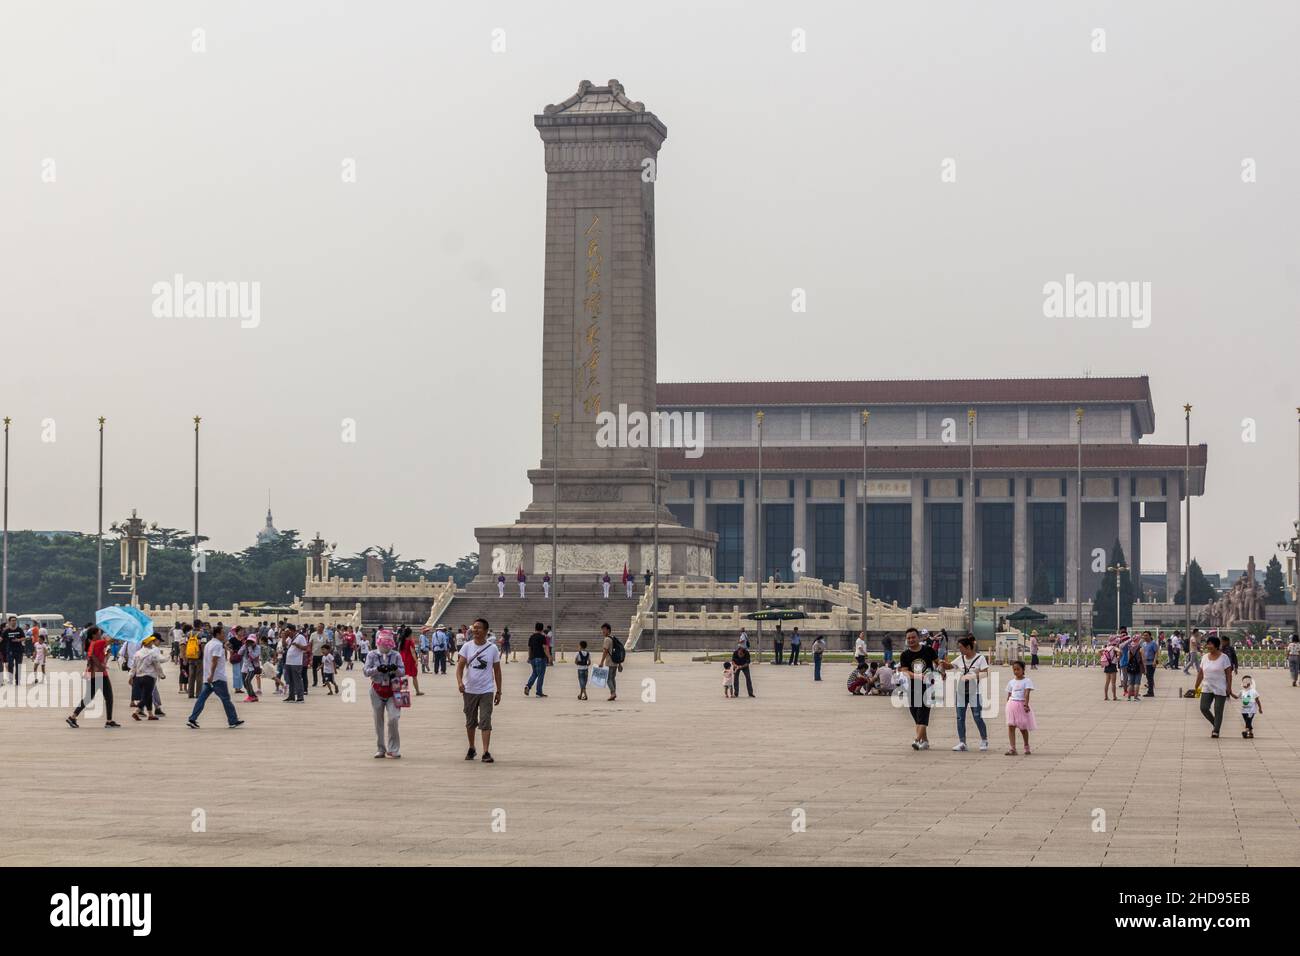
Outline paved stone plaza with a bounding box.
[2,656,1297,866]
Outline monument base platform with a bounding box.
[475,521,716,582]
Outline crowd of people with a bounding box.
[41,613,634,762]
[17,607,1297,756]
[725,621,1299,753]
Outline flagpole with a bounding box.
[551,412,558,650]
[97,417,105,611]
[652,413,661,663]
[193,416,201,617]
[2,417,9,618]
[755,410,764,663]
[1184,404,1191,646]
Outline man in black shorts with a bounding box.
[899,626,939,750]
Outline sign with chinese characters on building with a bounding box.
[860,479,913,498]
[574,207,612,423]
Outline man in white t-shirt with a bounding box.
[186,624,243,729]
[854,632,868,667]
[456,617,503,763]
[284,628,309,702]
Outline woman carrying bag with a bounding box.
[364,629,406,759]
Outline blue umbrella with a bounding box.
[95,606,152,644]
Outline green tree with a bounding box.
[1173,559,1218,605]
[1090,540,1134,630]
[1264,555,1287,605]
[428,553,479,588]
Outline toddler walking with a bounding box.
[722,661,734,698]
[321,644,340,695]
[1236,675,1262,738]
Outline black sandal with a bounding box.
[481,752,494,763]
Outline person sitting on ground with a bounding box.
[864,660,881,694]
[875,661,896,695]
[847,664,871,696]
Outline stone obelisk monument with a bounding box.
[475,80,716,580]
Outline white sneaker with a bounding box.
[978,740,989,751]
[918,740,930,750]
[952,742,967,752]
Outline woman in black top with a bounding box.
[899,627,938,750]
[731,643,754,698]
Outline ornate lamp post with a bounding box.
[551,412,559,648]
[1107,559,1129,633]
[1277,522,1299,605]
[307,532,336,581]
[110,510,154,607]
[861,409,869,633]
[967,408,976,629]
[1075,407,1084,639]
[652,409,661,663]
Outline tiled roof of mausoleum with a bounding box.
[657,376,1153,409]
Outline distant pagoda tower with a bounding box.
[256,494,279,546]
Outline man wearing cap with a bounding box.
[129,634,166,720]
[432,626,449,675]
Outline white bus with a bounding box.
[15,613,70,637]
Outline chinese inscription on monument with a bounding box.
[575,208,612,421]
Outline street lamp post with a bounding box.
[652,411,661,663]
[967,409,976,630]
[861,409,869,632]
[110,510,152,608]
[1278,409,1300,604]
[1107,560,1129,633]
[755,410,764,663]
[1075,407,1083,640]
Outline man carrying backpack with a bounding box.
[183,625,203,698]
[598,622,625,702]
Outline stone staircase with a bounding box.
[432,577,642,653]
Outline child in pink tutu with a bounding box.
[1004,660,1037,755]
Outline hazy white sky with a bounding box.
[2,0,1297,574]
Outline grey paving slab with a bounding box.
[1,656,1297,866]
